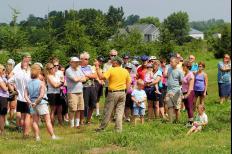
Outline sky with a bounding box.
[0,0,231,23]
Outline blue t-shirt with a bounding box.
[218,61,231,84]
[131,89,147,109]
[66,67,85,93]
[154,69,163,88]
[191,63,199,72]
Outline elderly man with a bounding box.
[66,57,86,128]
[95,56,131,132]
[80,52,98,124]
[103,49,118,97]
[122,54,137,74]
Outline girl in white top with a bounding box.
[45,63,63,126]
[187,104,208,135]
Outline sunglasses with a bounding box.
[54,65,59,67]
[49,67,55,70]
[110,55,117,57]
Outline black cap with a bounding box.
[97,56,105,62]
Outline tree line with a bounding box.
[0,6,231,65]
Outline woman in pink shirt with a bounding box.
[182,61,195,127]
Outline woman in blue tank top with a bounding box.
[193,61,208,111]
[25,64,59,141]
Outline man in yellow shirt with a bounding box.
[94,56,131,132]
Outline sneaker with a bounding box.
[125,118,131,122]
[185,122,193,128]
[36,136,41,142]
[5,120,10,127]
[51,135,60,140]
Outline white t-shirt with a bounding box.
[47,75,61,94]
[9,67,31,102]
[195,112,208,124]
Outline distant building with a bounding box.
[212,33,222,39]
[113,24,160,42]
[189,28,204,40]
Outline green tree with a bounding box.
[125,14,140,26]
[163,11,190,45]
[63,20,93,57]
[212,25,231,58]
[106,6,125,34]
[139,16,160,27]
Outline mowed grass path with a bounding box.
[0,53,231,154]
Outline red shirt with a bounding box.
[137,66,147,81]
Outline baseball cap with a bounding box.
[97,56,105,62]
[140,55,149,61]
[111,56,123,65]
[71,57,81,62]
[22,52,31,58]
[125,63,133,69]
[123,54,130,59]
[131,59,140,66]
[149,56,157,61]
[7,59,15,66]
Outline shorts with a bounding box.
[0,96,8,115]
[218,83,231,97]
[165,90,182,110]
[194,91,205,97]
[83,87,97,109]
[47,94,62,106]
[125,93,133,109]
[145,86,162,106]
[34,104,50,116]
[17,100,30,114]
[68,93,84,112]
[95,82,103,102]
[133,107,145,116]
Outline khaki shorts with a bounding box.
[35,104,50,116]
[68,93,84,112]
[165,91,182,110]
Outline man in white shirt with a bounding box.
[9,58,31,137]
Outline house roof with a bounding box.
[126,24,159,35]
[189,28,203,35]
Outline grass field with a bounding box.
[0,53,231,154]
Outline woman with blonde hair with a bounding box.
[45,63,63,126]
[25,64,58,141]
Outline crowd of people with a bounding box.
[0,50,231,141]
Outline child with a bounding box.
[145,64,161,94]
[24,64,59,141]
[187,104,208,135]
[125,63,136,122]
[131,79,147,125]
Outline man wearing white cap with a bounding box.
[65,57,86,128]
